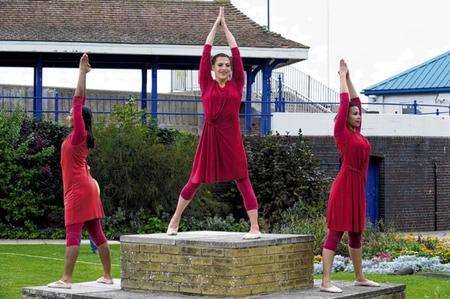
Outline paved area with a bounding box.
[23,279,405,298]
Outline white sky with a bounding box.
[0,0,449,95]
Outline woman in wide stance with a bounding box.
[48,54,112,289]
[167,7,260,239]
[320,59,380,293]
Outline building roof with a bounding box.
[0,0,308,63]
[362,50,450,95]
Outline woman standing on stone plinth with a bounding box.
[320,59,380,293]
[166,7,261,239]
[47,54,113,289]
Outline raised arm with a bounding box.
[71,53,91,145]
[221,8,244,89]
[346,71,362,132]
[346,72,358,99]
[334,59,350,141]
[205,7,222,46]
[199,8,222,89]
[220,8,237,48]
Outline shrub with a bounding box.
[0,110,68,235]
[212,132,331,227]
[90,100,230,237]
[271,201,327,255]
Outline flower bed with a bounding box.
[314,255,450,275]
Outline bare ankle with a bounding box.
[104,273,112,279]
[169,216,180,227]
[61,277,72,283]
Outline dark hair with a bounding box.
[333,102,360,122]
[82,106,95,148]
[349,101,358,108]
[211,53,230,66]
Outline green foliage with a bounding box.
[212,132,331,226]
[271,201,328,255]
[183,215,250,232]
[90,100,229,237]
[0,105,332,240]
[0,110,68,235]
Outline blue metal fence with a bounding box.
[1,93,449,135]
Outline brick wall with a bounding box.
[120,233,314,297]
[304,136,450,232]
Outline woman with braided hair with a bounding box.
[48,54,112,289]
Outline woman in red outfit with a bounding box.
[167,7,261,239]
[320,60,380,293]
[48,54,113,289]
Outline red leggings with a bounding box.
[180,177,258,211]
[66,218,107,247]
[323,229,362,251]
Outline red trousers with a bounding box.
[323,229,362,251]
[66,218,107,247]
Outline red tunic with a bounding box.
[60,96,104,226]
[189,44,248,184]
[326,92,371,232]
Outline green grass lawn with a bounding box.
[0,244,121,299]
[0,244,448,299]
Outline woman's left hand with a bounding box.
[79,53,91,74]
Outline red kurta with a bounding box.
[61,96,104,226]
[189,44,248,184]
[326,92,371,232]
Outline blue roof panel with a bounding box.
[363,50,450,95]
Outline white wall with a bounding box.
[272,112,450,137]
[368,93,450,114]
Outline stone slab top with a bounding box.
[120,231,314,248]
[23,279,121,298]
[22,279,406,299]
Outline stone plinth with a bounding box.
[120,231,314,297]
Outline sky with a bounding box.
[0,0,448,95]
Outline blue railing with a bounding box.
[1,94,449,135]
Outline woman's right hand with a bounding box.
[79,53,91,74]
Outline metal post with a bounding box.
[151,64,158,120]
[267,0,270,31]
[261,62,272,135]
[245,70,255,134]
[277,74,285,112]
[141,67,148,123]
[307,75,311,99]
[54,92,59,122]
[413,100,417,115]
[433,161,438,231]
[33,56,43,121]
[436,109,439,116]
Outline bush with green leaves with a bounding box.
[90,99,230,237]
[212,132,331,227]
[0,110,69,237]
